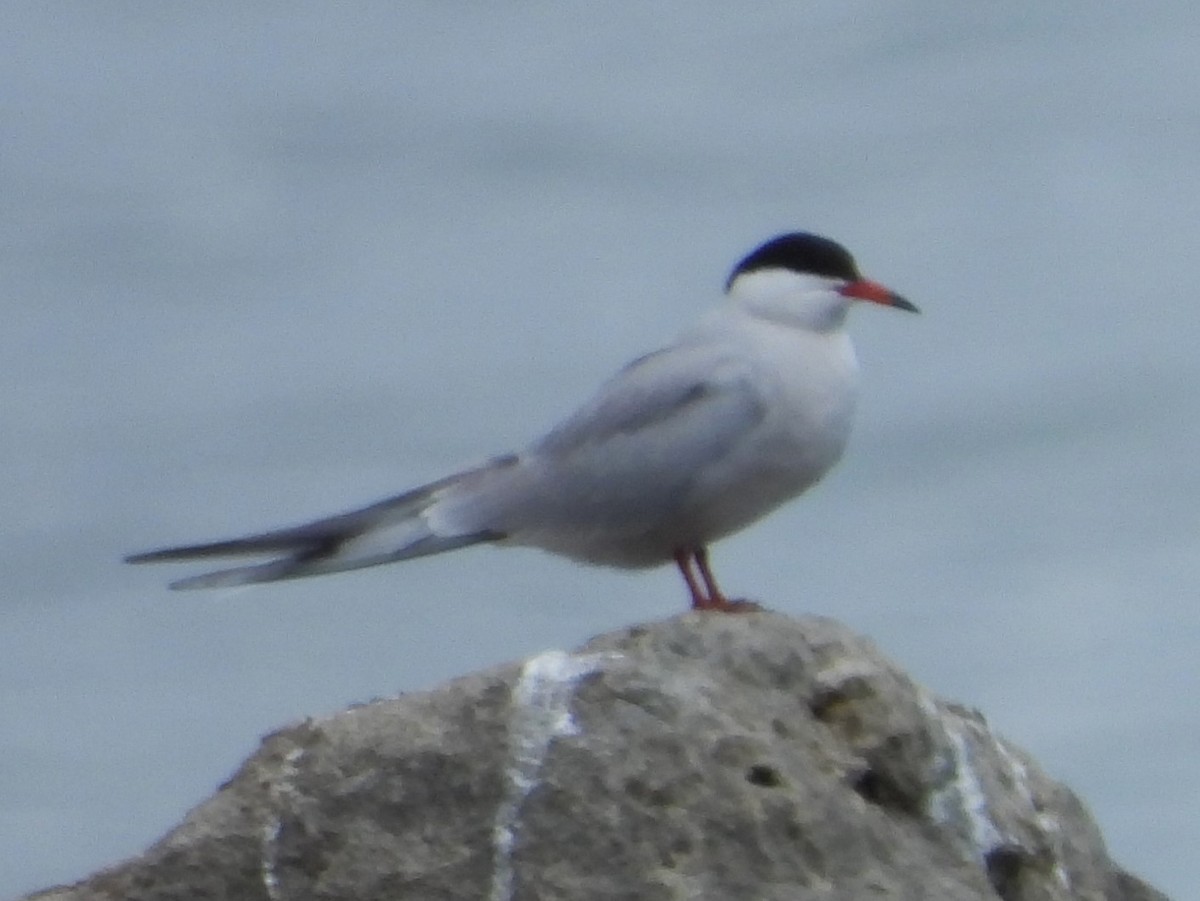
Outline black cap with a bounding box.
[726,233,860,291]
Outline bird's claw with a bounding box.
[692,597,763,614]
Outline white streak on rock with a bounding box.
[944,715,1004,859]
[261,746,305,901]
[489,650,620,901]
[920,693,1002,863]
[923,695,1072,891]
[995,738,1071,889]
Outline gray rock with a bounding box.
[25,612,1169,901]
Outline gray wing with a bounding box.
[536,344,767,457]
[495,342,768,537]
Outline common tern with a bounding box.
[127,232,917,610]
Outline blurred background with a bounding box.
[2,3,1197,897]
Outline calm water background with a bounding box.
[3,4,1197,897]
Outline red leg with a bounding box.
[693,547,726,606]
[674,548,708,609]
[693,547,761,613]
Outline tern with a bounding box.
[127,232,917,611]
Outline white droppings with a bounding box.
[920,692,1003,862]
[941,714,1004,860]
[488,649,620,901]
[922,695,1071,891]
[995,739,1071,889]
[261,745,305,901]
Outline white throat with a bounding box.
[726,268,850,333]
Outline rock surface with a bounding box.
[25,612,1168,901]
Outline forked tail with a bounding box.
[125,460,513,590]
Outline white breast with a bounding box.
[674,311,859,543]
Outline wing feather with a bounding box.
[535,344,766,456]
[492,342,768,543]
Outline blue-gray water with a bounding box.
[3,4,1197,897]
